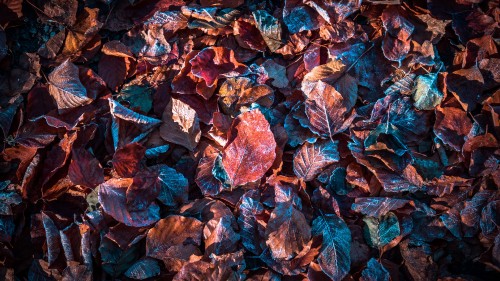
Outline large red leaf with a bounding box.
[222,109,276,187]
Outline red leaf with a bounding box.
[189,46,248,87]
[68,148,104,189]
[222,109,276,187]
[112,142,146,177]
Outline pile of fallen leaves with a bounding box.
[0,0,499,280]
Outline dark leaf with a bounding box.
[312,214,351,280]
[146,215,203,261]
[265,201,311,260]
[98,178,160,227]
[363,212,400,248]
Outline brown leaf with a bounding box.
[146,215,204,261]
[112,142,145,178]
[62,8,102,56]
[48,60,92,113]
[98,178,160,227]
[265,201,311,260]
[159,97,201,151]
[434,106,472,151]
[68,148,104,189]
[304,80,356,139]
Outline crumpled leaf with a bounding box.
[360,258,390,281]
[363,212,400,248]
[265,201,311,260]
[312,214,351,280]
[252,10,282,52]
[182,6,240,30]
[293,140,339,181]
[159,97,201,151]
[218,77,273,116]
[221,109,276,187]
[146,215,204,261]
[412,73,443,110]
[48,60,92,113]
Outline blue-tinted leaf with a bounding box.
[363,212,400,248]
[283,6,319,34]
[360,258,390,281]
[99,238,141,277]
[352,198,412,217]
[293,139,339,181]
[124,258,161,280]
[312,214,351,280]
[481,200,499,238]
[0,190,22,216]
[42,212,61,267]
[109,99,161,149]
[117,83,154,113]
[325,167,352,195]
[212,154,231,189]
[284,102,318,147]
[0,96,22,138]
[238,190,265,255]
[412,73,443,110]
[153,164,188,208]
[144,144,169,159]
[0,216,15,243]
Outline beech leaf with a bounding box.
[312,214,351,280]
[221,109,276,187]
[293,140,340,181]
[265,201,311,260]
[159,98,201,151]
[48,60,91,113]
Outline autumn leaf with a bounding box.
[221,109,276,187]
[159,97,201,151]
[48,60,92,113]
[293,139,339,181]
